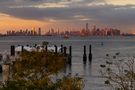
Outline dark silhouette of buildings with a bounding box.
[5,23,121,36]
[7,28,42,36]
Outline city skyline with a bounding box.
[5,23,121,36]
[0,0,135,33]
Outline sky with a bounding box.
[0,0,135,34]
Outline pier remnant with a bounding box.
[54,45,57,54]
[0,54,3,61]
[63,46,67,55]
[11,45,15,56]
[61,45,63,53]
[69,46,72,64]
[0,65,2,73]
[83,45,87,62]
[21,46,24,52]
[89,45,92,63]
[45,45,48,52]
[34,44,37,47]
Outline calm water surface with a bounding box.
[0,36,135,90]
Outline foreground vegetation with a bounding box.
[0,50,84,90]
[100,54,135,90]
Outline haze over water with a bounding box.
[0,36,135,90]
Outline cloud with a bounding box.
[105,0,135,5]
[1,4,135,24]
[0,0,135,32]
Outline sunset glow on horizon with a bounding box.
[0,13,49,33]
[0,0,135,33]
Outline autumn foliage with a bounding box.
[1,50,84,90]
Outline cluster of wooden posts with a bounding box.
[10,44,92,65]
[50,45,93,65]
[1,44,93,82]
[83,45,92,64]
[10,45,72,64]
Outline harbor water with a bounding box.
[0,36,135,90]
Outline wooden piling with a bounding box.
[69,46,72,64]
[45,45,48,52]
[83,45,87,62]
[11,45,15,56]
[61,45,63,53]
[89,45,92,63]
[34,44,37,48]
[54,45,57,54]
[63,46,67,55]
[21,46,24,52]
[0,65,2,73]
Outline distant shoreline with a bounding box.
[0,35,133,37]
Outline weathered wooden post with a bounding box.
[0,65,2,73]
[54,45,57,54]
[63,46,67,56]
[45,45,48,52]
[83,45,87,62]
[89,45,92,63]
[0,54,3,61]
[61,44,63,53]
[34,44,37,47]
[11,45,15,56]
[21,45,24,52]
[2,63,10,82]
[69,46,72,64]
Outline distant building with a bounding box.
[6,25,121,36]
[38,28,41,36]
[6,28,42,36]
[86,23,89,32]
[86,23,90,35]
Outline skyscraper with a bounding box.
[38,28,41,36]
[86,23,89,32]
